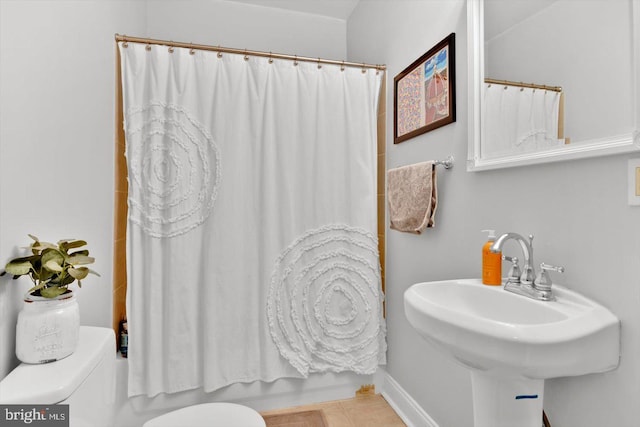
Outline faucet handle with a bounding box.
[541,263,565,274]
[534,263,565,291]
[502,255,521,282]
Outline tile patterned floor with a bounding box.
[262,409,327,427]
[260,394,407,427]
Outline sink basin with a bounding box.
[405,279,620,379]
[405,279,620,427]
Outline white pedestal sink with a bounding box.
[404,279,620,427]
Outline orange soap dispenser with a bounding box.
[482,229,502,285]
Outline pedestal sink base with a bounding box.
[471,372,544,427]
[405,279,620,426]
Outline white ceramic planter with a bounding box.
[15,291,80,364]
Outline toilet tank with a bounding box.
[0,326,116,427]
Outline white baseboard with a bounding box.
[381,372,440,427]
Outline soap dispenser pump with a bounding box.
[482,229,502,285]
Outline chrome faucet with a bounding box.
[490,233,535,284]
[490,232,564,301]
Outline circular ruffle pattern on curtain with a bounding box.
[267,224,386,376]
[125,102,221,238]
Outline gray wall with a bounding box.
[0,0,146,380]
[348,1,640,426]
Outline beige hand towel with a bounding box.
[387,161,437,234]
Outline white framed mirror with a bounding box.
[467,0,640,171]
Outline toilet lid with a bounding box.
[143,402,266,427]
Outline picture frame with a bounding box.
[394,33,456,144]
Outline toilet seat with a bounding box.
[142,402,266,427]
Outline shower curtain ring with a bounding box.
[168,46,174,53]
[145,44,151,51]
[340,61,345,72]
[293,55,298,66]
[217,46,222,58]
[189,43,195,55]
[244,49,249,61]
[268,52,273,64]
[361,63,366,74]
[317,58,322,69]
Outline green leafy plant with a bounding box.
[1,234,99,298]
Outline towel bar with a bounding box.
[434,155,454,169]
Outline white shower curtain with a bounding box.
[482,83,564,159]
[119,42,386,397]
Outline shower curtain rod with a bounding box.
[485,78,562,92]
[115,34,386,71]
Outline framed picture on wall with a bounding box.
[394,33,456,144]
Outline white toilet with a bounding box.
[143,402,266,427]
[0,326,116,427]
